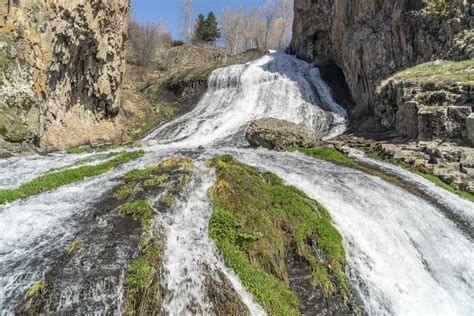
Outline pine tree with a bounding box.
[194,14,206,42]
[204,12,220,43]
[194,11,221,43]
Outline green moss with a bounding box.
[389,59,474,85]
[174,174,190,193]
[24,280,45,299]
[144,174,170,188]
[416,172,474,202]
[124,167,155,182]
[119,199,153,229]
[156,157,194,173]
[0,150,145,205]
[208,156,349,315]
[65,240,80,256]
[159,189,175,208]
[125,256,156,292]
[288,147,357,168]
[114,186,133,199]
[66,143,127,154]
[161,105,175,120]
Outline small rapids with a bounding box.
[1,52,473,315]
[158,162,264,315]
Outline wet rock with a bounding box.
[246,118,319,151]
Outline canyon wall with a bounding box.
[0,0,130,154]
[290,0,473,141]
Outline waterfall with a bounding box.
[1,51,473,315]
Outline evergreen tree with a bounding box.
[204,12,221,43]
[194,11,221,43]
[194,14,206,42]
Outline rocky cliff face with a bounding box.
[291,0,473,141]
[0,0,130,154]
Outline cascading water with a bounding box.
[145,52,348,147]
[1,51,473,315]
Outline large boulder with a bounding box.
[245,118,319,151]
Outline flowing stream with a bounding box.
[1,52,473,315]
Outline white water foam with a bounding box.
[222,147,474,315]
[158,162,265,315]
[146,51,347,148]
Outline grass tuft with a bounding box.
[288,147,357,167]
[159,189,175,208]
[119,199,153,229]
[0,150,145,205]
[114,186,134,200]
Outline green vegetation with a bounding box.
[22,279,46,312]
[24,280,46,299]
[174,174,190,193]
[288,147,357,168]
[66,143,127,154]
[114,186,133,199]
[125,251,156,292]
[119,199,153,230]
[389,59,474,85]
[159,189,175,208]
[124,167,155,182]
[208,156,349,315]
[364,146,474,202]
[0,150,145,205]
[161,105,175,120]
[65,240,81,256]
[144,174,170,187]
[194,11,221,43]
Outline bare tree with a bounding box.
[179,0,194,42]
[262,0,279,49]
[276,0,293,48]
[128,21,171,66]
[243,8,266,51]
[220,7,244,54]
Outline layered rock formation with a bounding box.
[291,0,473,141]
[0,0,130,154]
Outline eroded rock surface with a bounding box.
[246,118,319,151]
[0,0,130,151]
[290,0,473,137]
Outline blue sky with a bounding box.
[131,0,268,39]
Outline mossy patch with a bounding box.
[124,167,156,182]
[65,240,80,256]
[22,279,45,312]
[159,189,175,208]
[288,147,357,168]
[160,105,175,120]
[208,156,349,315]
[388,59,474,86]
[114,186,133,200]
[0,150,145,205]
[119,200,153,230]
[144,174,170,188]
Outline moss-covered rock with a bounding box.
[208,156,352,315]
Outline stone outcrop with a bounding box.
[0,0,130,152]
[375,61,473,141]
[290,0,473,137]
[246,118,319,151]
